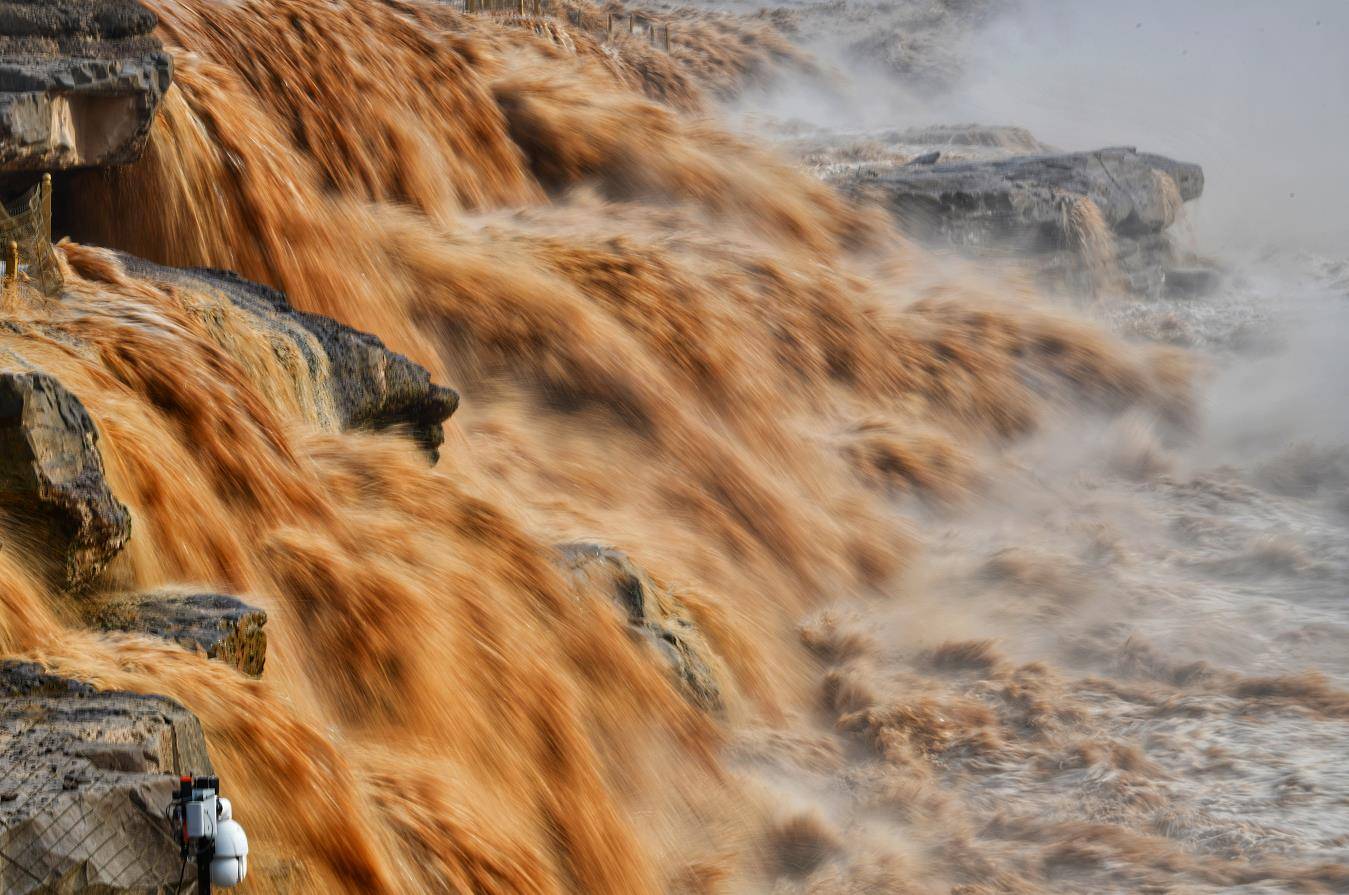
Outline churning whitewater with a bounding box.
[0,0,1345,892]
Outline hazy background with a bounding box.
[952,0,1349,252]
[764,0,1349,252]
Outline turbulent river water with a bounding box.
[2,0,1345,892]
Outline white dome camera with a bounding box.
[210,797,249,886]
[169,777,250,890]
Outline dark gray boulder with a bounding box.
[556,542,723,712]
[98,592,268,678]
[0,0,172,177]
[116,255,460,462]
[0,370,130,592]
[832,146,1206,295]
[0,661,212,894]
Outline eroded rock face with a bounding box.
[0,1,172,176]
[99,592,268,678]
[556,542,723,712]
[832,145,1206,295]
[118,256,461,462]
[0,370,131,592]
[0,662,212,894]
[0,251,460,599]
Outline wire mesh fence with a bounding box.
[0,176,62,304]
[0,700,193,894]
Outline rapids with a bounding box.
[1,0,1345,892]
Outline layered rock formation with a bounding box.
[0,662,212,894]
[117,256,461,462]
[0,0,172,178]
[0,370,131,592]
[838,147,1202,246]
[98,592,269,678]
[817,130,1210,297]
[1,252,459,602]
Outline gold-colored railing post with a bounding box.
[5,240,17,302]
[41,174,51,231]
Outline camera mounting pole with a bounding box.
[169,775,249,892]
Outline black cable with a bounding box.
[173,852,188,895]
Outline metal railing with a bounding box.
[1,174,62,304]
[463,0,674,52]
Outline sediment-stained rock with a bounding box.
[556,542,723,711]
[117,255,460,462]
[0,1,172,176]
[831,145,1207,295]
[0,661,212,894]
[0,370,130,592]
[99,592,268,678]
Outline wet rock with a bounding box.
[0,661,212,894]
[837,146,1203,237]
[556,542,723,711]
[832,145,1204,296]
[117,255,460,462]
[99,592,268,678]
[0,370,130,591]
[0,1,172,177]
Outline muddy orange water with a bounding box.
[3,0,1346,892]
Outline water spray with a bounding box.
[169,776,250,892]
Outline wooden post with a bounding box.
[518,0,524,16]
[628,13,633,33]
[664,24,670,51]
[607,12,612,34]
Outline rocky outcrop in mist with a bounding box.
[825,132,1209,296]
[557,543,725,712]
